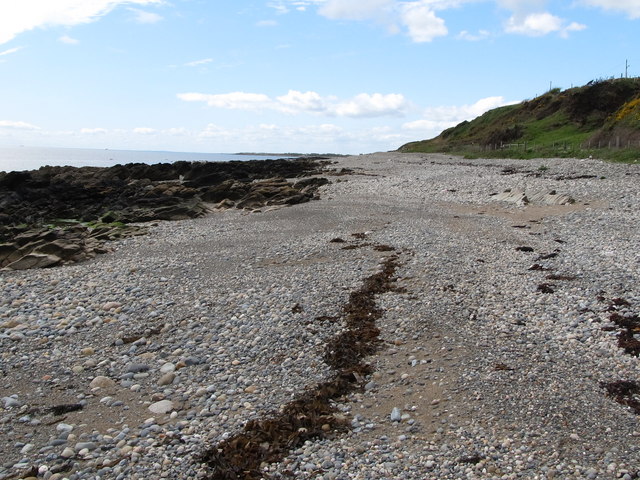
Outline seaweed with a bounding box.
[199,249,401,479]
[610,312,640,356]
[603,380,640,414]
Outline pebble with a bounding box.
[102,302,122,311]
[157,372,176,386]
[148,400,175,415]
[89,376,116,389]
[390,407,402,422]
[60,447,75,458]
[2,396,21,408]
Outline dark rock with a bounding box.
[0,157,328,268]
[0,158,324,233]
[125,363,150,373]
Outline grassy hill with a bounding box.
[399,77,640,162]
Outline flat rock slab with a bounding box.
[495,188,575,206]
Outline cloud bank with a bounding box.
[177,90,410,118]
[0,0,162,45]
[0,120,40,130]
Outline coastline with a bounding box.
[0,146,294,173]
[1,152,639,479]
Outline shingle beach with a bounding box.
[1,153,639,480]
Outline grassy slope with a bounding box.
[399,78,640,162]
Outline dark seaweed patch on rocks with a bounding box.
[199,249,402,480]
[607,298,632,312]
[546,274,578,281]
[528,264,550,271]
[48,403,84,416]
[536,251,560,261]
[610,312,640,356]
[603,381,640,415]
[537,283,556,294]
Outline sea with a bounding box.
[0,146,292,173]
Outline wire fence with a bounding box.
[463,139,640,153]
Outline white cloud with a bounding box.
[199,123,234,139]
[133,127,157,134]
[400,2,448,42]
[267,1,291,14]
[333,93,409,117]
[276,90,330,113]
[178,92,274,110]
[457,29,491,41]
[496,0,547,12]
[578,0,640,19]
[59,34,79,44]
[184,58,213,67]
[0,46,23,56]
[0,0,163,45]
[318,0,393,20]
[272,0,613,41]
[177,90,409,117]
[165,127,189,136]
[561,21,587,37]
[505,12,586,36]
[0,120,40,130]
[128,7,163,24]
[403,96,514,134]
[268,0,325,15]
[80,127,108,134]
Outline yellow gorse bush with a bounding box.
[615,97,640,122]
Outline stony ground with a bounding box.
[1,153,639,480]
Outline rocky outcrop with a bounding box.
[0,158,328,240]
[0,157,329,269]
[0,224,147,270]
[207,177,330,210]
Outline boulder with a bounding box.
[494,188,529,206]
[5,253,61,270]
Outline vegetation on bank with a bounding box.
[398,77,640,163]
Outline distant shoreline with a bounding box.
[0,146,307,173]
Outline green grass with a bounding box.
[600,147,640,163]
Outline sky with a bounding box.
[0,0,639,154]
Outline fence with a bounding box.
[464,138,640,153]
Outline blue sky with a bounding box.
[0,0,639,154]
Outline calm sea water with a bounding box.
[0,146,290,172]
